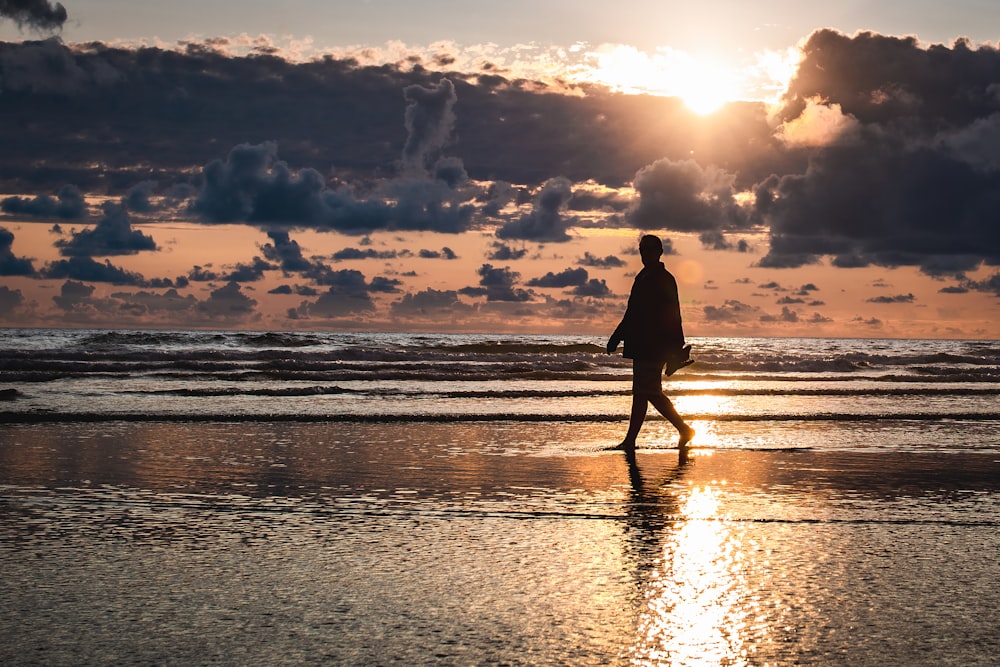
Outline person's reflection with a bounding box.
[621,449,689,587]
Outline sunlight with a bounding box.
[631,484,756,665]
[577,45,746,114]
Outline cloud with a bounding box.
[760,306,799,323]
[192,141,476,234]
[526,267,589,288]
[223,256,275,282]
[0,227,35,275]
[572,279,612,298]
[776,98,860,148]
[0,0,67,31]
[866,293,915,304]
[0,37,120,96]
[496,177,576,242]
[331,247,399,261]
[402,78,457,174]
[957,272,1000,296]
[196,281,259,321]
[0,285,24,315]
[487,242,527,260]
[459,263,533,302]
[1,184,85,219]
[418,247,457,259]
[759,30,1000,275]
[703,299,760,322]
[293,285,375,319]
[51,279,96,312]
[390,287,474,317]
[627,158,751,232]
[55,203,157,256]
[41,256,146,285]
[109,288,198,314]
[578,251,624,268]
[260,230,315,272]
[122,181,160,213]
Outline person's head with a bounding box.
[638,234,663,266]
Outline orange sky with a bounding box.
[4,215,998,338]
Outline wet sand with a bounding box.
[2,421,1000,665]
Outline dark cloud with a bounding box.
[0,0,66,31]
[331,247,399,261]
[369,276,402,293]
[292,284,375,319]
[55,203,157,256]
[866,293,915,304]
[496,177,575,242]
[0,227,34,275]
[578,251,624,268]
[627,158,751,232]
[224,256,275,282]
[487,242,527,260]
[192,141,475,234]
[109,288,198,314]
[760,306,799,323]
[418,247,457,259]
[703,299,760,322]
[526,267,589,288]
[390,288,474,317]
[269,283,318,296]
[760,30,1000,274]
[51,279,94,311]
[0,284,24,315]
[572,278,612,298]
[432,157,468,188]
[459,263,533,302]
[1,184,85,219]
[41,256,145,285]
[122,181,159,213]
[957,273,1000,296]
[260,230,315,272]
[699,230,734,250]
[402,78,457,174]
[196,281,258,321]
[0,39,785,195]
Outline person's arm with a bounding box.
[607,317,627,354]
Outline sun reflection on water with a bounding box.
[629,480,756,666]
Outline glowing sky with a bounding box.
[1,0,1000,337]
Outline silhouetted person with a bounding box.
[607,235,694,453]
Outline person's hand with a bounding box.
[606,336,620,354]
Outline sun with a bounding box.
[577,45,756,114]
[670,61,740,114]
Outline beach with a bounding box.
[2,330,999,664]
[3,419,1000,666]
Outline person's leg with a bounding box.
[614,394,650,450]
[648,392,695,448]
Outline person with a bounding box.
[607,234,694,454]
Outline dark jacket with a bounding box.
[611,261,685,361]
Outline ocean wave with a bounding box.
[3,411,999,424]
[135,385,1000,399]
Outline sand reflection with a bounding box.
[623,452,757,666]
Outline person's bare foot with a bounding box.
[677,426,695,450]
[608,440,636,452]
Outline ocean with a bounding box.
[2,329,999,451]
[2,329,1000,665]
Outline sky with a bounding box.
[1,0,1000,338]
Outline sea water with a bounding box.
[2,329,1000,665]
[2,329,999,452]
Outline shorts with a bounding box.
[632,359,664,396]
